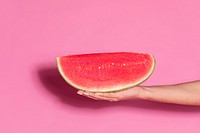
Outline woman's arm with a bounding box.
[141,80,200,105]
[77,80,200,106]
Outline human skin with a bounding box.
[77,80,200,106]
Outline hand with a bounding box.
[77,86,144,102]
[77,80,200,105]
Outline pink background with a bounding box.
[1,0,200,133]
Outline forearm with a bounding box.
[139,80,200,106]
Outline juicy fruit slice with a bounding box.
[56,52,156,92]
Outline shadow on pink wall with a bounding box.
[37,67,200,112]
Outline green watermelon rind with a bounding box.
[56,54,156,93]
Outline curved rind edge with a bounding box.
[56,54,156,93]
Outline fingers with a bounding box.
[77,91,100,100]
[77,91,119,102]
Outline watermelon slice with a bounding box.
[56,52,156,92]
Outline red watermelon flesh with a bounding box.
[56,52,155,92]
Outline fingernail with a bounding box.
[77,91,83,95]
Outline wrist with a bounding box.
[137,86,153,100]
